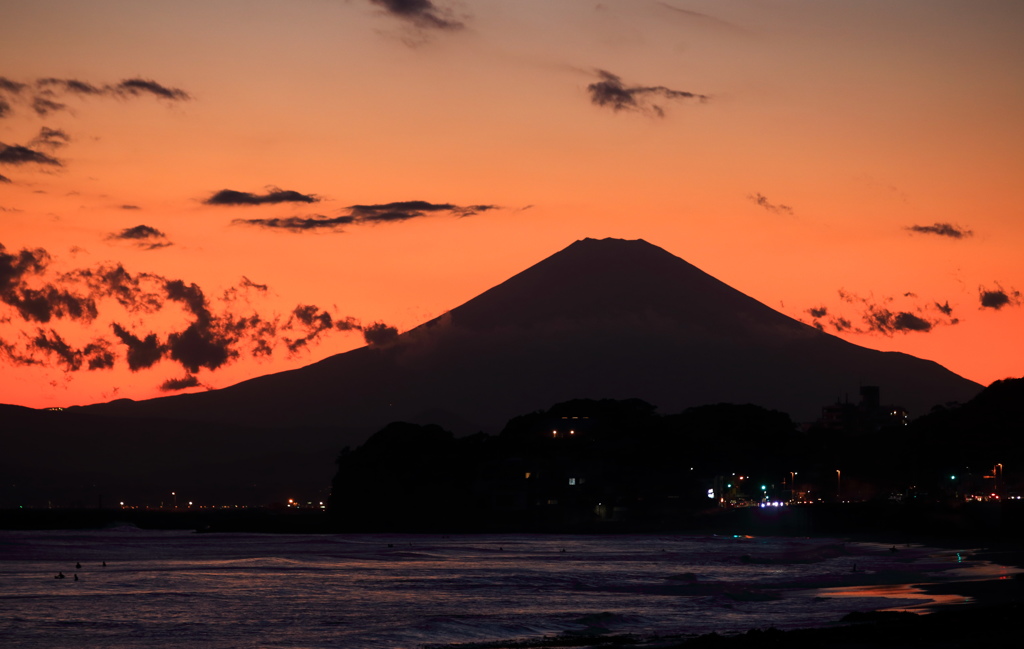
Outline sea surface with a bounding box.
[0,527,1016,648]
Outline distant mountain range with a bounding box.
[2,238,985,507]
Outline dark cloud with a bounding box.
[160,374,201,392]
[587,69,708,117]
[748,192,793,215]
[233,201,499,232]
[164,280,235,373]
[0,143,62,166]
[36,77,191,101]
[29,328,115,371]
[979,284,1021,310]
[0,173,10,183]
[111,323,165,371]
[866,309,933,334]
[0,99,10,119]
[66,263,166,313]
[0,337,41,367]
[204,188,320,206]
[106,225,172,250]
[111,225,164,240]
[0,244,98,323]
[806,289,957,336]
[36,78,104,95]
[283,305,361,353]
[363,321,400,347]
[30,127,71,149]
[231,215,354,232]
[113,78,191,101]
[368,0,464,30]
[2,242,392,383]
[0,245,49,294]
[121,205,141,210]
[0,77,27,94]
[238,276,268,293]
[8,284,99,324]
[980,290,1009,309]
[831,316,853,332]
[347,200,497,222]
[222,276,269,303]
[907,223,973,239]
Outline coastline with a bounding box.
[4,502,1022,649]
[4,509,1019,646]
[421,583,1024,649]
[417,543,1024,649]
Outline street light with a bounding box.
[836,470,841,501]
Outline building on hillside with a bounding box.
[819,385,907,433]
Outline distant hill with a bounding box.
[904,377,1024,469]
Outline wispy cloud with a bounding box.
[35,78,105,95]
[30,127,71,149]
[113,78,191,101]
[347,200,497,222]
[0,76,191,119]
[26,329,114,371]
[368,0,464,31]
[0,142,62,166]
[31,97,66,117]
[233,200,499,232]
[587,69,708,117]
[906,223,973,239]
[204,188,320,206]
[655,2,748,33]
[747,192,793,215]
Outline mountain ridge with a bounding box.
[72,237,981,434]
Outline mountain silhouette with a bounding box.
[78,237,981,435]
[3,238,987,508]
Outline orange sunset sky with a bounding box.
[2,0,1022,411]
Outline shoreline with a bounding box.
[417,557,1024,649]
[4,513,1021,649]
[422,588,1024,649]
[4,499,1024,536]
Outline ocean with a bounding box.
[0,527,1014,648]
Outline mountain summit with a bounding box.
[81,237,980,437]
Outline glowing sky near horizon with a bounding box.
[2,0,1022,410]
